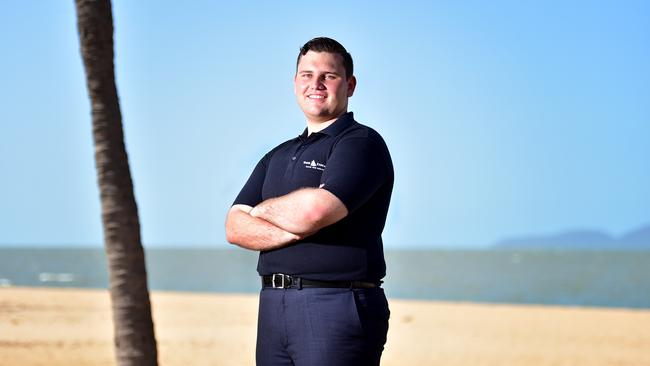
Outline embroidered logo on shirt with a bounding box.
[303,160,326,171]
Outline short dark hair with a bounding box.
[297,37,354,79]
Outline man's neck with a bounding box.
[306,112,346,135]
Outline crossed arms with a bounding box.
[225,187,348,251]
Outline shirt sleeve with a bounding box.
[232,153,270,207]
[320,136,392,213]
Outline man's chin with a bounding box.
[302,109,334,121]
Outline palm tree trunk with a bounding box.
[75,1,158,365]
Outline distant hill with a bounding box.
[619,225,650,248]
[493,224,650,249]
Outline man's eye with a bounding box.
[301,74,311,79]
[325,75,337,80]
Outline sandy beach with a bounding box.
[1,287,649,366]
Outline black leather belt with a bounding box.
[262,274,380,289]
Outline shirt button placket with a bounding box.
[285,144,304,179]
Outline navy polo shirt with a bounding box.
[233,112,393,282]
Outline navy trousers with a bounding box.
[256,287,390,366]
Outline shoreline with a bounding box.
[1,287,650,365]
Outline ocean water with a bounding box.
[1,248,649,309]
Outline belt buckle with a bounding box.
[272,273,290,289]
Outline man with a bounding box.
[226,37,394,366]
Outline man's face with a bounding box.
[294,51,356,124]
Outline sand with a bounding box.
[1,287,649,365]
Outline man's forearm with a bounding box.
[226,205,301,251]
[249,187,347,235]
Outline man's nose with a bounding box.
[309,76,326,90]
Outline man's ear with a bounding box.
[293,74,298,96]
[347,75,357,97]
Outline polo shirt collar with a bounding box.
[298,112,355,139]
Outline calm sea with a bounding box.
[1,248,648,309]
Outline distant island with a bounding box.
[493,224,650,249]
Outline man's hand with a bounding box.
[226,187,347,251]
[249,187,348,235]
[225,204,303,251]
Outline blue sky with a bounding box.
[1,1,648,248]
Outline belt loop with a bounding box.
[297,277,303,290]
